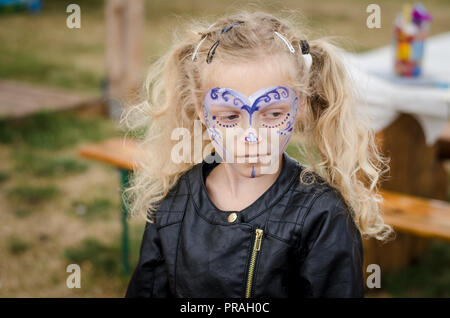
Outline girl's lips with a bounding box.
[236,153,271,158]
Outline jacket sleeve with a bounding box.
[125,220,173,298]
[297,190,365,298]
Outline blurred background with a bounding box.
[0,0,449,297]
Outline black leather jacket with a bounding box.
[125,152,365,298]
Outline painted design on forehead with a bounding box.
[204,85,298,133]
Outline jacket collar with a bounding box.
[186,152,301,225]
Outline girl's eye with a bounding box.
[217,113,240,123]
[263,112,282,119]
[226,114,239,120]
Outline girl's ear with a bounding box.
[295,96,306,121]
[300,96,306,110]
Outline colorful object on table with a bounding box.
[393,2,432,77]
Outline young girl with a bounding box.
[123,10,393,298]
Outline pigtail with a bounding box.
[122,36,202,222]
[297,38,394,241]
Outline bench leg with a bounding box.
[120,168,130,275]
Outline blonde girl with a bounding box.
[124,9,393,298]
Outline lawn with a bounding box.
[0,0,449,297]
[1,0,449,91]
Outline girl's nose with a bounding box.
[245,131,258,143]
[243,128,261,144]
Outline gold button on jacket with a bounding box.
[228,212,237,223]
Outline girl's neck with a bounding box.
[205,157,284,212]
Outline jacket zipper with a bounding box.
[245,228,263,298]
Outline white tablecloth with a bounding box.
[343,32,450,145]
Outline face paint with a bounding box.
[202,85,299,176]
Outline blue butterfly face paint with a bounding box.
[202,85,299,175]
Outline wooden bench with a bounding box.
[79,137,450,274]
[80,137,141,171]
[0,80,101,119]
[380,190,450,241]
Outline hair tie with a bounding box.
[299,39,312,70]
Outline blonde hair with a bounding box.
[122,9,394,242]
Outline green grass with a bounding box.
[0,111,118,149]
[366,240,450,297]
[286,142,308,165]
[8,184,60,205]
[0,171,9,183]
[14,150,88,177]
[70,197,115,220]
[0,0,104,92]
[12,207,33,218]
[7,236,32,255]
[64,237,122,276]
[382,241,450,297]
[63,222,145,280]
[0,47,102,92]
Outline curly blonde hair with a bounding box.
[122,8,394,242]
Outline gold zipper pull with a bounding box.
[246,228,264,298]
[255,228,263,251]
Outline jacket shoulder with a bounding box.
[292,176,362,254]
[272,165,346,223]
[152,172,191,229]
[294,169,356,228]
[266,166,351,242]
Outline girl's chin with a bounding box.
[231,157,281,177]
[233,155,273,164]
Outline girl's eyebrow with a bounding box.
[209,86,293,98]
[260,103,290,109]
[210,104,241,110]
[210,100,291,110]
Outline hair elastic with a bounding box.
[299,39,313,70]
[192,22,313,70]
